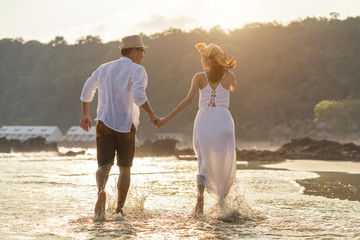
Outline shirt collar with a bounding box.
[121,57,133,62]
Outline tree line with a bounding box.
[1,16,360,142]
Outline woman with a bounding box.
[157,43,237,214]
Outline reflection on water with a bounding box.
[0,151,360,239]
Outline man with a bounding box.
[80,35,158,218]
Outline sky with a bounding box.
[1,0,360,43]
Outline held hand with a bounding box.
[148,114,160,127]
[80,115,92,132]
[156,117,169,129]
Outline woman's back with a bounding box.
[198,70,234,90]
[198,71,232,109]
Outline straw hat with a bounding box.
[195,43,228,68]
[120,35,148,49]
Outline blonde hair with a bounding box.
[195,43,236,70]
[195,43,236,83]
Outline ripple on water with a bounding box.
[2,153,360,239]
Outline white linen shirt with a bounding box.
[80,57,148,133]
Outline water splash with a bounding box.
[206,181,255,223]
[106,177,147,216]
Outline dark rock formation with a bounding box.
[0,137,58,153]
[58,150,86,157]
[237,149,286,162]
[0,137,12,153]
[175,148,196,160]
[278,137,360,161]
[134,137,360,162]
[135,139,179,157]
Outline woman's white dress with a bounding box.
[193,72,237,203]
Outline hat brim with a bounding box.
[119,45,148,50]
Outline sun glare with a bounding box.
[196,0,262,31]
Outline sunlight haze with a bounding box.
[1,0,360,43]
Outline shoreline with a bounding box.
[3,137,360,163]
[261,159,360,202]
[296,171,360,201]
[262,159,360,174]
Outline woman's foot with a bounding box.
[194,195,204,215]
[94,190,106,218]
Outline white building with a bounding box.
[61,126,140,147]
[0,126,63,142]
[61,126,96,142]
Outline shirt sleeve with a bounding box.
[80,68,99,102]
[131,66,148,106]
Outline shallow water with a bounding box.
[0,150,359,239]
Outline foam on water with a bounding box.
[85,176,256,239]
[106,178,147,215]
[204,182,254,224]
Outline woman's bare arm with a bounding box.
[157,74,201,128]
[229,72,237,92]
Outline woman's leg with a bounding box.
[195,175,206,214]
[195,184,205,214]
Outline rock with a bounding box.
[58,150,86,156]
[133,137,360,162]
[9,139,22,151]
[278,137,360,161]
[278,137,315,153]
[175,148,196,160]
[0,137,11,153]
[135,139,179,157]
[0,137,58,153]
[237,149,286,162]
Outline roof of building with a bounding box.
[0,126,63,142]
[61,126,96,142]
[0,126,62,134]
[63,126,96,135]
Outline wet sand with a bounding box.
[262,160,360,201]
[263,159,360,174]
[297,171,360,201]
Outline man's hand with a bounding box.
[148,113,160,127]
[80,114,92,132]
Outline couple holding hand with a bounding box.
[80,35,237,218]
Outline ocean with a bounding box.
[0,149,359,239]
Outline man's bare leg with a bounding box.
[195,184,205,215]
[116,167,131,214]
[94,164,112,217]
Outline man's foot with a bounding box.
[115,206,124,215]
[194,195,204,215]
[94,190,106,218]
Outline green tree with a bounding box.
[314,99,360,138]
[1,17,360,141]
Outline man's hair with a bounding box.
[121,48,133,56]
